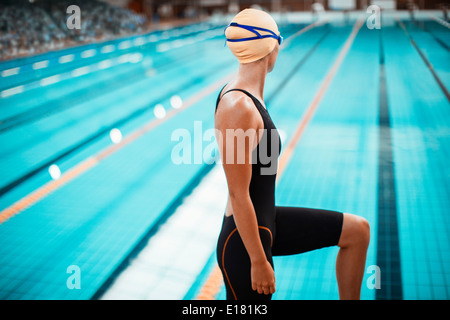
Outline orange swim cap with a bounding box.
[225,8,281,64]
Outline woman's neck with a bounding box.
[235,60,268,100]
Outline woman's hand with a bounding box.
[251,259,276,295]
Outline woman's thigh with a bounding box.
[272,206,344,256]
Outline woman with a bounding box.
[214,8,370,300]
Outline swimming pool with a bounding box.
[0,11,448,300]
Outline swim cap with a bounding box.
[225,8,281,64]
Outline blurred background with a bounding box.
[1,0,448,60]
[0,0,449,300]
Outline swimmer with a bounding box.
[214,8,370,300]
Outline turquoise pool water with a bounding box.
[0,15,448,300]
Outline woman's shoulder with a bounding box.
[216,92,262,130]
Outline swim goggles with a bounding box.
[224,22,283,45]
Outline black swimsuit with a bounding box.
[215,87,344,300]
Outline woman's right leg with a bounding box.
[336,213,370,299]
[272,207,370,299]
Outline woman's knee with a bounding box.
[338,213,370,249]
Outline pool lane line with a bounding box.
[0,71,234,225]
[266,27,331,105]
[396,17,450,102]
[413,20,450,51]
[265,18,330,108]
[376,28,403,300]
[196,16,365,300]
[429,15,450,30]
[277,16,364,177]
[278,18,329,50]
